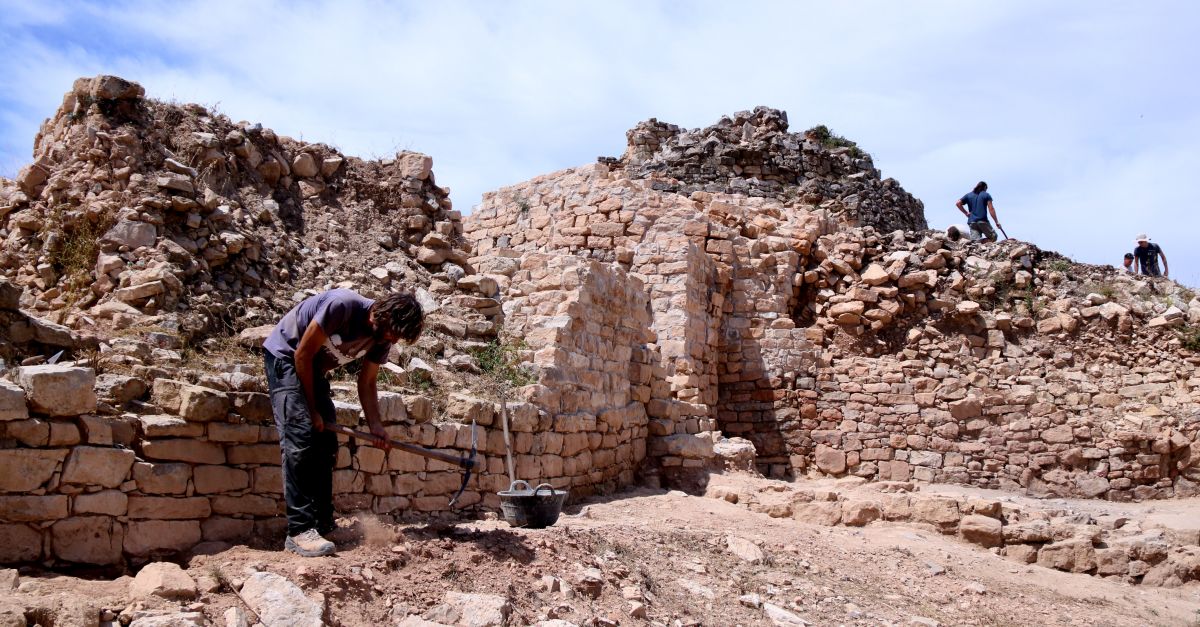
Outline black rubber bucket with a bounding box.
[497,480,568,529]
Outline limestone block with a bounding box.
[138,414,203,438]
[0,448,66,491]
[1037,539,1096,573]
[49,420,81,446]
[405,395,434,423]
[425,592,510,627]
[653,434,714,459]
[841,500,882,526]
[178,385,231,422]
[1075,475,1110,498]
[1095,547,1130,576]
[124,520,202,556]
[948,397,982,419]
[201,516,254,542]
[103,219,157,250]
[792,501,841,526]
[18,365,97,416]
[815,445,846,474]
[0,381,28,422]
[232,392,273,423]
[133,462,191,494]
[206,423,259,443]
[1041,425,1075,444]
[74,490,128,516]
[79,414,115,445]
[0,523,42,562]
[240,572,326,626]
[51,516,123,564]
[910,497,961,527]
[225,444,279,465]
[127,496,212,520]
[193,465,250,494]
[958,515,1002,547]
[127,611,205,626]
[355,446,387,474]
[0,495,69,521]
[61,446,135,488]
[291,153,318,178]
[5,418,49,447]
[860,264,890,286]
[150,379,185,413]
[141,439,225,464]
[253,467,283,493]
[1004,544,1038,564]
[210,495,280,517]
[447,393,495,427]
[130,562,198,600]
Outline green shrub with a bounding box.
[805,125,864,158]
[1180,326,1200,352]
[471,339,535,389]
[1046,259,1072,274]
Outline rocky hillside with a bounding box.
[0,75,494,359]
[604,106,927,233]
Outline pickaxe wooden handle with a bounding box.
[326,423,473,468]
[997,224,1011,240]
[325,422,478,506]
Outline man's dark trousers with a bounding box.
[264,351,338,537]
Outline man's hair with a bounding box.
[946,225,962,241]
[1124,253,1134,260]
[371,291,424,343]
[973,181,988,194]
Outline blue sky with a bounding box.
[2,1,1197,286]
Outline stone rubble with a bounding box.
[707,474,1200,588]
[0,78,1198,623]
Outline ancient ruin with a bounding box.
[1,76,1199,626]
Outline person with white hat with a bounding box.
[1132,234,1168,277]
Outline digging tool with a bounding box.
[500,397,516,486]
[997,223,1011,241]
[326,422,478,507]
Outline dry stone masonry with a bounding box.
[465,108,1200,499]
[2,78,1200,579]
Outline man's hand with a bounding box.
[369,422,391,449]
[312,414,325,432]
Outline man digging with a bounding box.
[262,288,424,557]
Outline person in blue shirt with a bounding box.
[263,288,424,556]
[1132,234,1169,278]
[954,181,1003,242]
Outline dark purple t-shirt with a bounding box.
[263,289,391,371]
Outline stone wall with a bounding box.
[501,253,654,491]
[0,356,652,566]
[465,113,1200,502]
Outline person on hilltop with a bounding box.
[954,181,1003,242]
[1132,234,1169,278]
[1123,253,1135,273]
[262,289,424,557]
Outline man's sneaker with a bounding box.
[285,529,335,557]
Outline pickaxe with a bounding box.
[326,421,478,507]
[997,223,1011,241]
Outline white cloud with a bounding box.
[1,0,1197,285]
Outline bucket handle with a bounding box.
[533,483,556,495]
[507,480,532,492]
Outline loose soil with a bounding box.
[10,475,1200,626]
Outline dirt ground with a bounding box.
[9,475,1200,626]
